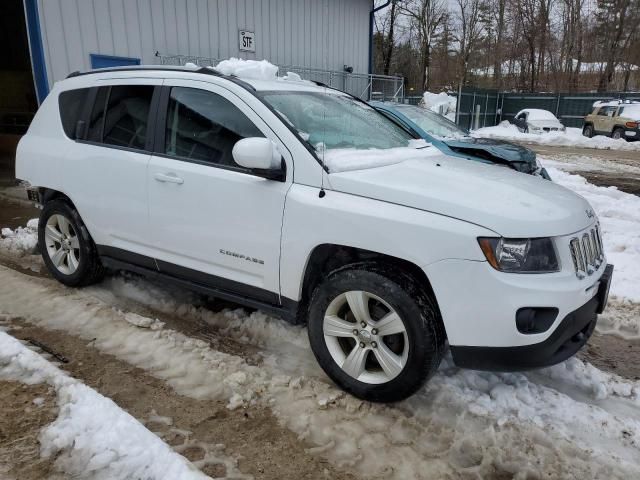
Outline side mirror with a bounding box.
[232,138,285,181]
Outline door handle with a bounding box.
[154,172,184,185]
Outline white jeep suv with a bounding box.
[16,64,612,402]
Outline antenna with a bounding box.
[318,0,330,199]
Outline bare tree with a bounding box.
[454,0,488,86]
[398,0,447,89]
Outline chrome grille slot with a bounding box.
[569,225,604,278]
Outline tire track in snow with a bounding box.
[1,266,640,479]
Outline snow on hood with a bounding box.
[328,152,593,237]
[321,140,435,173]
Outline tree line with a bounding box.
[373,0,640,93]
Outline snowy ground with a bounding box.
[0,263,639,479]
[0,151,639,479]
[0,327,212,479]
[474,121,640,151]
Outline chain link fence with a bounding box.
[155,52,404,101]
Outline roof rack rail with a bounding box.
[62,64,256,91]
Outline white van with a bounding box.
[16,64,612,402]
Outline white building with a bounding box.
[9,0,375,107]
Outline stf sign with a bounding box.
[239,30,255,52]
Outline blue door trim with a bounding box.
[90,54,141,69]
[23,0,49,104]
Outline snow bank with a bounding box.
[1,266,640,478]
[0,218,38,254]
[323,139,435,173]
[214,57,278,80]
[544,163,640,302]
[422,91,456,116]
[474,121,640,151]
[0,330,208,480]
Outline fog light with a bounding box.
[516,307,559,334]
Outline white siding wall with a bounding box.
[36,0,372,87]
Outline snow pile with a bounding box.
[0,330,208,480]
[323,139,435,173]
[544,162,640,302]
[422,91,456,117]
[474,121,640,151]
[0,218,38,255]
[214,57,278,80]
[2,266,640,478]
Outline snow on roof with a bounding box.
[518,109,559,121]
[191,58,323,92]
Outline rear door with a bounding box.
[146,80,292,303]
[65,79,161,258]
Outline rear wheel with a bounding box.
[307,266,445,402]
[582,124,594,138]
[612,128,624,140]
[39,200,104,287]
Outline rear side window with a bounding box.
[164,87,263,168]
[59,88,90,139]
[87,85,154,150]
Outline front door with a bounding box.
[147,81,291,303]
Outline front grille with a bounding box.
[569,224,604,278]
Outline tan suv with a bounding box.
[583,100,640,141]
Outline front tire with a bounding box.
[39,200,104,287]
[307,265,445,402]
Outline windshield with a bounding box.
[394,105,467,139]
[260,91,414,151]
[620,105,640,119]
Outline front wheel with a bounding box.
[39,200,104,287]
[307,266,445,402]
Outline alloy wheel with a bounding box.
[44,214,80,275]
[323,290,409,384]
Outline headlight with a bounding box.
[478,237,560,273]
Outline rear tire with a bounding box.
[612,128,624,140]
[307,265,445,402]
[39,200,104,287]
[582,124,594,138]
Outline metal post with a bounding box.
[483,93,489,127]
[474,104,481,130]
[471,92,476,130]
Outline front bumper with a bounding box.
[450,264,613,371]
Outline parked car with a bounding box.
[16,64,612,402]
[512,109,566,133]
[371,102,551,179]
[582,100,640,141]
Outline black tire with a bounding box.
[307,264,445,402]
[612,128,624,140]
[38,199,104,287]
[582,124,594,138]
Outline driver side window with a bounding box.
[164,87,264,169]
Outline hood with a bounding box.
[527,119,564,129]
[327,153,593,238]
[443,137,536,170]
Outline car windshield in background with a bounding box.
[620,105,640,119]
[260,91,414,151]
[395,105,467,139]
